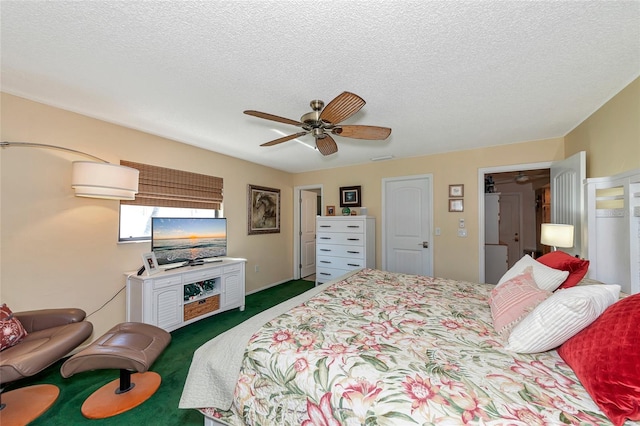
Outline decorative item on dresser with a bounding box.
[315,215,375,285]
[141,252,160,276]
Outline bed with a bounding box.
[180,266,639,426]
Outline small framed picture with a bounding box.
[142,252,160,276]
[326,205,335,216]
[449,199,464,212]
[449,184,464,198]
[340,185,362,207]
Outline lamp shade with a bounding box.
[71,161,139,200]
[540,223,574,249]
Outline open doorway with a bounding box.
[478,162,551,283]
[293,184,323,281]
[487,169,551,262]
[479,153,586,284]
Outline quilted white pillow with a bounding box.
[497,255,569,292]
[505,284,620,353]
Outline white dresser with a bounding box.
[126,258,246,332]
[316,215,375,285]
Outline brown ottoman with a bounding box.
[61,322,171,419]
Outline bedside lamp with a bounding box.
[540,223,574,251]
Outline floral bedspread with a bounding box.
[201,268,627,425]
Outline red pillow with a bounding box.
[558,294,640,426]
[0,303,28,351]
[537,251,589,289]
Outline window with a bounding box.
[119,161,223,242]
[119,205,222,241]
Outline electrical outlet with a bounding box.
[459,218,465,228]
[254,265,260,273]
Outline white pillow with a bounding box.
[505,284,621,353]
[497,255,569,292]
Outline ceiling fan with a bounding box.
[244,91,392,156]
[492,170,550,185]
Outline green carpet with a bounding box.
[10,279,315,426]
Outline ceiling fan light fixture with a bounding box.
[244,91,391,156]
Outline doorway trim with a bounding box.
[478,162,551,283]
[293,184,323,279]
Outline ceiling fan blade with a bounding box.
[333,125,392,140]
[319,92,366,124]
[260,132,308,147]
[315,134,338,156]
[244,110,303,126]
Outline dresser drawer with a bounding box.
[183,294,220,321]
[316,244,364,259]
[317,255,365,270]
[316,267,352,284]
[317,219,365,233]
[152,275,183,290]
[317,232,365,246]
[182,267,220,283]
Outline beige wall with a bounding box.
[293,138,565,282]
[565,77,640,178]
[1,93,294,340]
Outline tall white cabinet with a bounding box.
[316,216,375,285]
[485,193,508,284]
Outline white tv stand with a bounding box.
[126,257,246,332]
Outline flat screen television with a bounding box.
[151,217,227,266]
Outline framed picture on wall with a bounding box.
[449,184,464,197]
[340,186,361,207]
[248,184,281,235]
[449,199,464,212]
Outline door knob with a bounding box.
[419,241,429,248]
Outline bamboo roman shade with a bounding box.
[120,161,223,209]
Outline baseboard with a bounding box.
[245,277,296,296]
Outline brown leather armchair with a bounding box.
[0,308,93,425]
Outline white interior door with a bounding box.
[300,190,317,278]
[551,151,586,258]
[498,193,522,267]
[382,175,433,276]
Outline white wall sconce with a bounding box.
[540,223,574,251]
[1,141,139,200]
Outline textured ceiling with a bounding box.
[1,1,639,173]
